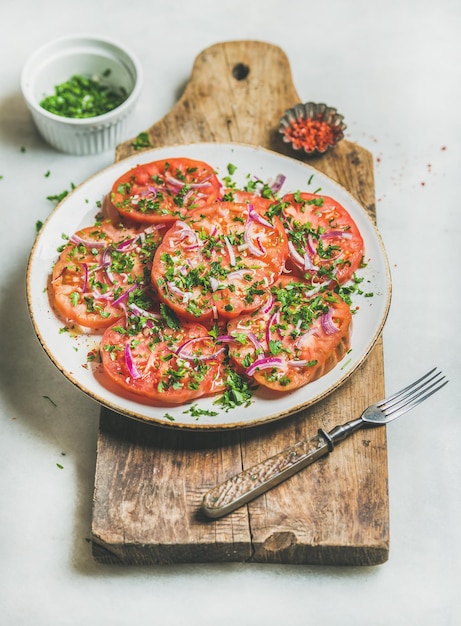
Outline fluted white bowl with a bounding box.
[21,34,142,156]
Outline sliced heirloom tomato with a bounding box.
[110,157,221,224]
[151,201,289,323]
[51,221,161,330]
[100,303,227,404]
[280,192,364,287]
[225,278,352,391]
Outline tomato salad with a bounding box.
[49,157,365,409]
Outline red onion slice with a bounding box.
[176,337,225,361]
[265,309,280,346]
[81,262,89,292]
[128,303,162,320]
[288,241,305,268]
[224,236,236,266]
[321,308,339,335]
[247,332,265,353]
[70,233,106,249]
[125,343,141,379]
[261,293,275,314]
[116,237,137,251]
[246,356,284,377]
[248,204,273,229]
[321,230,353,240]
[167,281,193,301]
[269,173,286,194]
[287,359,313,367]
[112,284,137,307]
[165,173,212,189]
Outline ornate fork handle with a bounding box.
[202,419,364,519]
[202,368,448,519]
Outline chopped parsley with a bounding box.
[132,132,152,150]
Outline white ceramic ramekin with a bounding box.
[20,35,143,156]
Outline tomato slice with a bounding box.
[281,192,364,286]
[222,188,274,211]
[100,305,227,404]
[110,157,221,224]
[225,278,352,391]
[51,222,161,330]
[151,201,289,323]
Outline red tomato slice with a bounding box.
[100,308,227,404]
[151,201,289,323]
[110,157,221,224]
[225,278,352,391]
[223,189,274,212]
[51,222,161,330]
[281,192,364,286]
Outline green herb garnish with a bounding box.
[132,132,152,150]
[40,72,127,118]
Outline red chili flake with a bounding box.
[283,115,342,152]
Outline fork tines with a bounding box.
[379,367,448,420]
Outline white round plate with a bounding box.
[27,142,391,430]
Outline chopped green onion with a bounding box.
[40,72,127,118]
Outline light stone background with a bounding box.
[0,1,460,624]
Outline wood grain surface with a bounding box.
[91,40,389,566]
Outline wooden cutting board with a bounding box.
[91,41,389,566]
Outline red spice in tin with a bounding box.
[283,115,342,153]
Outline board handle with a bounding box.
[116,40,300,161]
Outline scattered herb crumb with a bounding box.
[183,404,219,418]
[44,170,50,177]
[86,349,98,363]
[47,183,75,204]
[42,395,57,407]
[164,413,175,422]
[35,220,43,233]
[20,146,26,153]
[132,132,152,150]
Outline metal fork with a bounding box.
[201,367,448,519]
